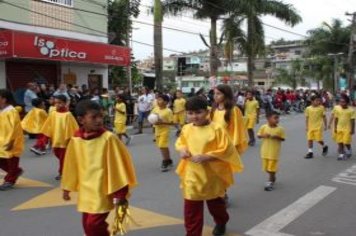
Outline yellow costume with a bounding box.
[305,105,325,141]
[21,108,48,134]
[335,107,356,144]
[175,123,243,200]
[41,111,79,148]
[257,124,285,172]
[61,131,137,213]
[114,103,127,134]
[331,105,342,141]
[152,107,173,148]
[211,107,248,154]
[244,99,259,129]
[48,106,56,113]
[0,106,24,158]
[173,98,186,126]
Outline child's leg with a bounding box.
[307,140,313,152]
[160,148,171,161]
[338,143,345,160]
[318,141,325,146]
[53,148,66,175]
[206,197,229,226]
[118,134,123,140]
[184,199,204,236]
[3,157,22,184]
[82,212,110,236]
[248,129,255,143]
[268,171,276,183]
[34,134,48,150]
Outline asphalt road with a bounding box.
[1,113,356,236]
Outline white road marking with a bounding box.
[332,164,356,186]
[245,185,336,236]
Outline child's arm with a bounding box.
[190,154,215,163]
[257,133,270,139]
[270,135,285,141]
[305,117,309,131]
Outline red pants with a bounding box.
[82,212,110,236]
[33,134,49,150]
[184,197,229,236]
[0,157,22,184]
[53,148,66,175]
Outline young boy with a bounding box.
[176,96,243,236]
[151,94,174,172]
[21,98,49,155]
[173,90,186,136]
[334,94,355,160]
[62,100,137,236]
[0,89,24,191]
[41,95,78,180]
[304,95,328,159]
[257,111,285,191]
[114,94,131,145]
[244,91,260,146]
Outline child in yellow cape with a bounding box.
[21,98,49,156]
[0,89,24,191]
[175,96,243,236]
[61,100,137,236]
[41,95,78,180]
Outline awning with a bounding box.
[0,29,130,66]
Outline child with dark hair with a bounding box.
[114,94,131,145]
[257,111,285,191]
[62,100,137,236]
[176,96,243,236]
[334,94,355,160]
[21,98,49,155]
[0,89,24,191]
[244,91,260,146]
[304,95,328,159]
[151,94,174,172]
[41,95,78,180]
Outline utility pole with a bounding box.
[346,12,356,98]
[126,0,133,95]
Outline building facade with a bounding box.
[0,0,130,93]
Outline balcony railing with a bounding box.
[39,0,74,7]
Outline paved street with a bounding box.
[1,113,356,236]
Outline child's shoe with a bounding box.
[304,152,313,159]
[264,182,274,191]
[322,146,329,156]
[212,224,226,236]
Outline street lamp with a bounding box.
[327,52,344,93]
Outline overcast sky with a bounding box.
[131,0,355,60]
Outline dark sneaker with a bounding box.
[212,224,226,236]
[30,147,46,156]
[264,182,274,191]
[304,152,313,159]
[248,140,256,147]
[0,182,14,191]
[55,175,61,181]
[161,160,173,172]
[346,152,352,159]
[337,155,344,161]
[322,146,329,157]
[125,136,132,145]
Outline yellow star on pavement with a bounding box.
[0,171,51,188]
[11,187,241,235]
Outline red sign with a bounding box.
[0,31,13,58]
[0,30,130,66]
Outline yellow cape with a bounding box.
[21,108,48,134]
[61,131,137,214]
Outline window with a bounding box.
[294,50,302,55]
[181,82,189,87]
[257,82,265,86]
[40,0,74,7]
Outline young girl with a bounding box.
[173,90,186,136]
[211,84,248,155]
[0,89,24,191]
[114,94,131,145]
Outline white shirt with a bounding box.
[237,95,245,106]
[138,94,153,112]
[0,105,14,113]
[24,89,38,112]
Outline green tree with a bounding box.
[273,59,306,89]
[225,0,302,87]
[162,0,232,77]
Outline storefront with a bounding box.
[0,29,130,91]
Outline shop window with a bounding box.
[39,0,74,7]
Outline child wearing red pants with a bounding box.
[21,98,49,155]
[61,100,137,236]
[175,96,243,236]
[41,95,78,180]
[0,89,24,191]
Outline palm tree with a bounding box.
[162,0,232,77]
[154,0,164,91]
[225,0,302,87]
